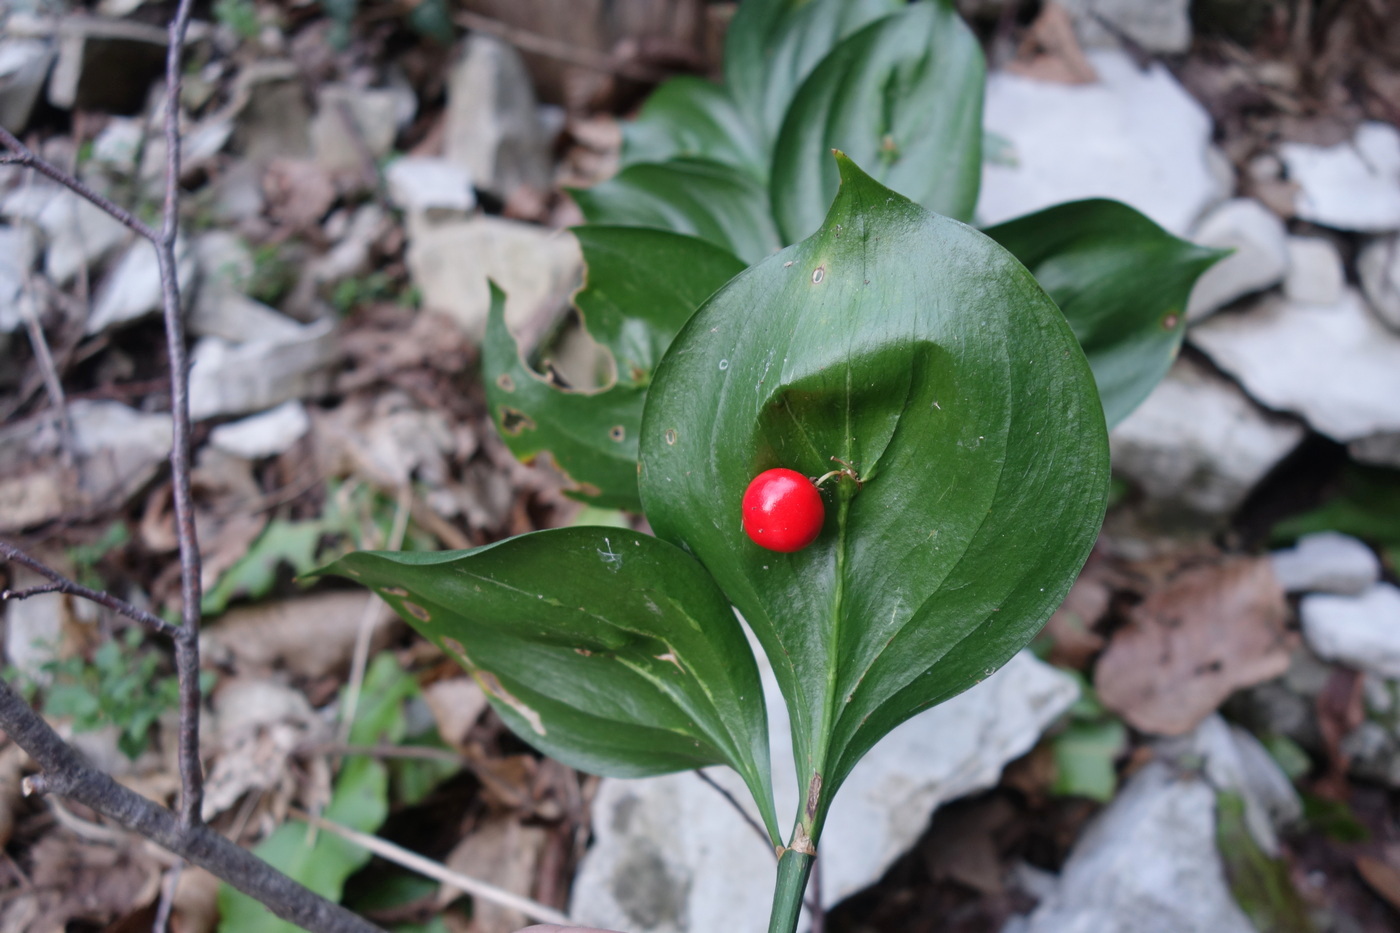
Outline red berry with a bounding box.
[742,468,824,552]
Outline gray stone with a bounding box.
[309,84,401,174]
[1186,198,1289,321]
[208,400,310,459]
[1,181,130,285]
[385,157,476,220]
[228,61,312,163]
[188,230,306,343]
[1349,432,1400,470]
[1191,289,1400,442]
[571,651,1077,932]
[1056,0,1192,53]
[1280,122,1400,233]
[47,17,167,114]
[0,38,54,132]
[210,160,265,222]
[405,215,580,340]
[1016,763,1254,933]
[1270,532,1380,596]
[443,34,552,200]
[980,48,1226,236]
[1109,356,1304,517]
[86,236,196,334]
[1301,583,1400,680]
[91,116,145,175]
[188,319,339,420]
[1156,715,1301,856]
[1358,235,1400,330]
[0,224,39,332]
[1283,236,1345,306]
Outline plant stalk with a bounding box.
[767,848,815,933]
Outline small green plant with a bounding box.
[322,2,1225,929]
[17,629,209,759]
[214,0,260,42]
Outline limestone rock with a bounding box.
[188,320,339,421]
[571,651,1077,932]
[1359,235,1400,330]
[1109,356,1304,517]
[1280,122,1400,233]
[0,37,55,132]
[1,181,129,285]
[86,236,197,334]
[1270,532,1380,596]
[385,157,476,220]
[208,401,310,460]
[981,48,1226,236]
[1283,236,1344,306]
[443,34,551,200]
[0,224,39,332]
[1301,583,1400,680]
[405,215,580,340]
[1186,198,1289,321]
[1056,0,1191,53]
[1016,763,1254,933]
[1191,289,1400,442]
[310,84,401,174]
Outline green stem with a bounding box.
[767,849,815,933]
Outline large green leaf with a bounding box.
[316,527,781,844]
[985,200,1225,428]
[482,230,744,509]
[638,155,1109,835]
[724,0,903,156]
[621,77,765,182]
[570,158,781,265]
[771,0,985,242]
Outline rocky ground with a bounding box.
[1,1,1399,932]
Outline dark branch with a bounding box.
[0,677,386,933]
[0,541,181,639]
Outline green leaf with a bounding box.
[570,158,781,265]
[316,527,781,844]
[1271,464,1400,549]
[985,199,1225,428]
[1051,719,1126,802]
[218,655,407,932]
[639,154,1109,835]
[771,0,985,242]
[622,77,765,181]
[724,0,903,156]
[1216,791,1317,933]
[483,231,743,510]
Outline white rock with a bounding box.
[1191,289,1400,442]
[0,224,39,332]
[229,61,312,163]
[91,116,146,175]
[405,215,580,340]
[310,84,401,174]
[1283,236,1344,306]
[571,651,1077,932]
[1017,763,1255,933]
[209,400,310,459]
[1186,199,1289,321]
[188,319,338,420]
[1280,122,1400,233]
[1,182,130,285]
[385,157,476,219]
[86,236,196,334]
[1056,0,1192,53]
[0,38,55,132]
[1301,584,1400,679]
[443,34,552,199]
[1349,432,1400,470]
[980,48,1226,235]
[1359,235,1400,330]
[1270,532,1380,596]
[1156,716,1301,856]
[1109,356,1304,516]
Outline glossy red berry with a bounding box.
[742,468,824,552]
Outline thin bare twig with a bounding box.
[696,769,774,853]
[0,541,181,639]
[289,807,573,926]
[0,677,385,933]
[153,861,183,933]
[0,129,158,242]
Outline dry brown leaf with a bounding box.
[204,591,399,680]
[1005,2,1097,85]
[0,744,25,849]
[171,866,221,933]
[423,677,489,750]
[1095,556,1293,736]
[25,831,161,931]
[262,158,338,233]
[1356,853,1400,914]
[1041,552,1114,670]
[438,814,549,933]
